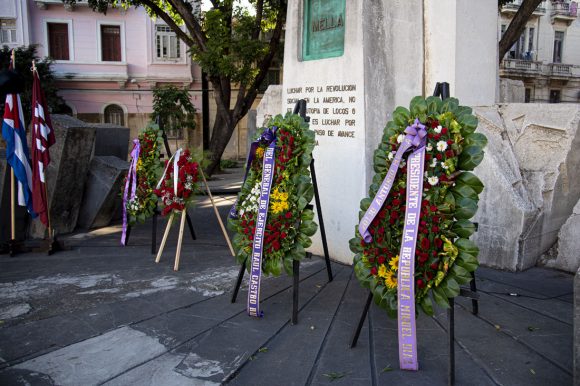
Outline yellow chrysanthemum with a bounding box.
[389,255,399,271]
[385,270,397,289]
[378,265,388,278]
[271,201,289,214]
[255,147,265,159]
[137,157,143,172]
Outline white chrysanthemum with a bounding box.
[434,125,443,134]
[185,182,193,190]
[430,159,437,168]
[426,143,433,151]
[436,141,448,152]
[442,162,449,170]
[428,176,439,186]
[388,152,395,160]
[397,134,405,143]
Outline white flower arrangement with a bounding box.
[428,176,439,186]
[434,125,443,134]
[436,141,448,152]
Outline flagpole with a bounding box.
[9,49,16,251]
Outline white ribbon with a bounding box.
[156,148,182,196]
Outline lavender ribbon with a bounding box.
[121,139,140,245]
[156,148,182,195]
[357,118,427,370]
[358,119,427,242]
[229,127,277,219]
[247,139,277,317]
[397,146,425,371]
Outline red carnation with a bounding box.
[392,199,401,206]
[430,205,437,212]
[378,256,386,264]
[447,139,453,145]
[435,238,443,248]
[432,226,439,233]
[445,150,454,158]
[285,212,293,219]
[281,232,287,239]
[435,134,441,140]
[426,272,434,280]
[371,267,378,276]
[417,279,425,289]
[421,237,430,250]
[430,262,439,270]
[436,154,442,160]
[442,127,448,134]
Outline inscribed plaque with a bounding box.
[302,0,345,61]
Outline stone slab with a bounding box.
[13,327,167,386]
[29,115,96,238]
[77,156,129,229]
[256,85,282,128]
[544,199,580,273]
[229,270,351,386]
[499,78,525,103]
[93,123,130,161]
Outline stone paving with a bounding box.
[0,168,575,385]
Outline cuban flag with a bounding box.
[2,61,36,217]
[31,69,55,226]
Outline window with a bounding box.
[104,104,125,126]
[156,25,181,60]
[553,31,564,63]
[47,22,70,60]
[527,27,535,53]
[101,25,121,62]
[0,19,16,44]
[549,90,561,103]
[525,88,531,103]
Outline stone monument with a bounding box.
[282,1,497,263]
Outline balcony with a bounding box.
[551,1,578,24]
[34,0,89,11]
[501,0,547,16]
[500,59,543,77]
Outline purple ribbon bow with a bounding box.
[121,139,140,245]
[404,118,427,148]
[229,126,278,218]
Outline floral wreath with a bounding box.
[154,148,200,216]
[228,113,317,276]
[351,96,487,316]
[123,124,164,225]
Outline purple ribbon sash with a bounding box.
[397,147,424,371]
[229,127,277,219]
[247,140,277,317]
[357,118,426,370]
[121,139,140,245]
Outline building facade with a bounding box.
[500,0,580,103]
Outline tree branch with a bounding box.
[139,0,195,47]
[165,0,208,52]
[498,0,543,61]
[252,0,264,41]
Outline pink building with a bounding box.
[9,0,203,146]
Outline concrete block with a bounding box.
[499,78,525,103]
[29,115,96,238]
[541,199,580,273]
[256,85,282,128]
[93,123,131,161]
[77,156,129,229]
[473,104,580,270]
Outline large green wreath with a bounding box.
[228,113,317,276]
[350,96,487,317]
[123,124,164,225]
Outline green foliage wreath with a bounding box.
[228,113,317,276]
[351,96,487,317]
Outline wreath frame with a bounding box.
[228,113,317,276]
[351,96,488,317]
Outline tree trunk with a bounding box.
[498,0,544,62]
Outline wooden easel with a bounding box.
[230,99,333,324]
[348,82,480,386]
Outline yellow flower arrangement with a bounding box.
[255,147,265,159]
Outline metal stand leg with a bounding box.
[231,257,247,303]
[310,159,333,282]
[448,297,455,386]
[350,291,373,348]
[151,213,157,254]
[124,225,132,246]
[470,271,479,315]
[185,211,197,240]
[292,259,299,325]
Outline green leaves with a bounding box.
[451,220,477,238]
[393,106,411,127]
[458,146,485,171]
[454,197,478,219]
[456,172,484,194]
